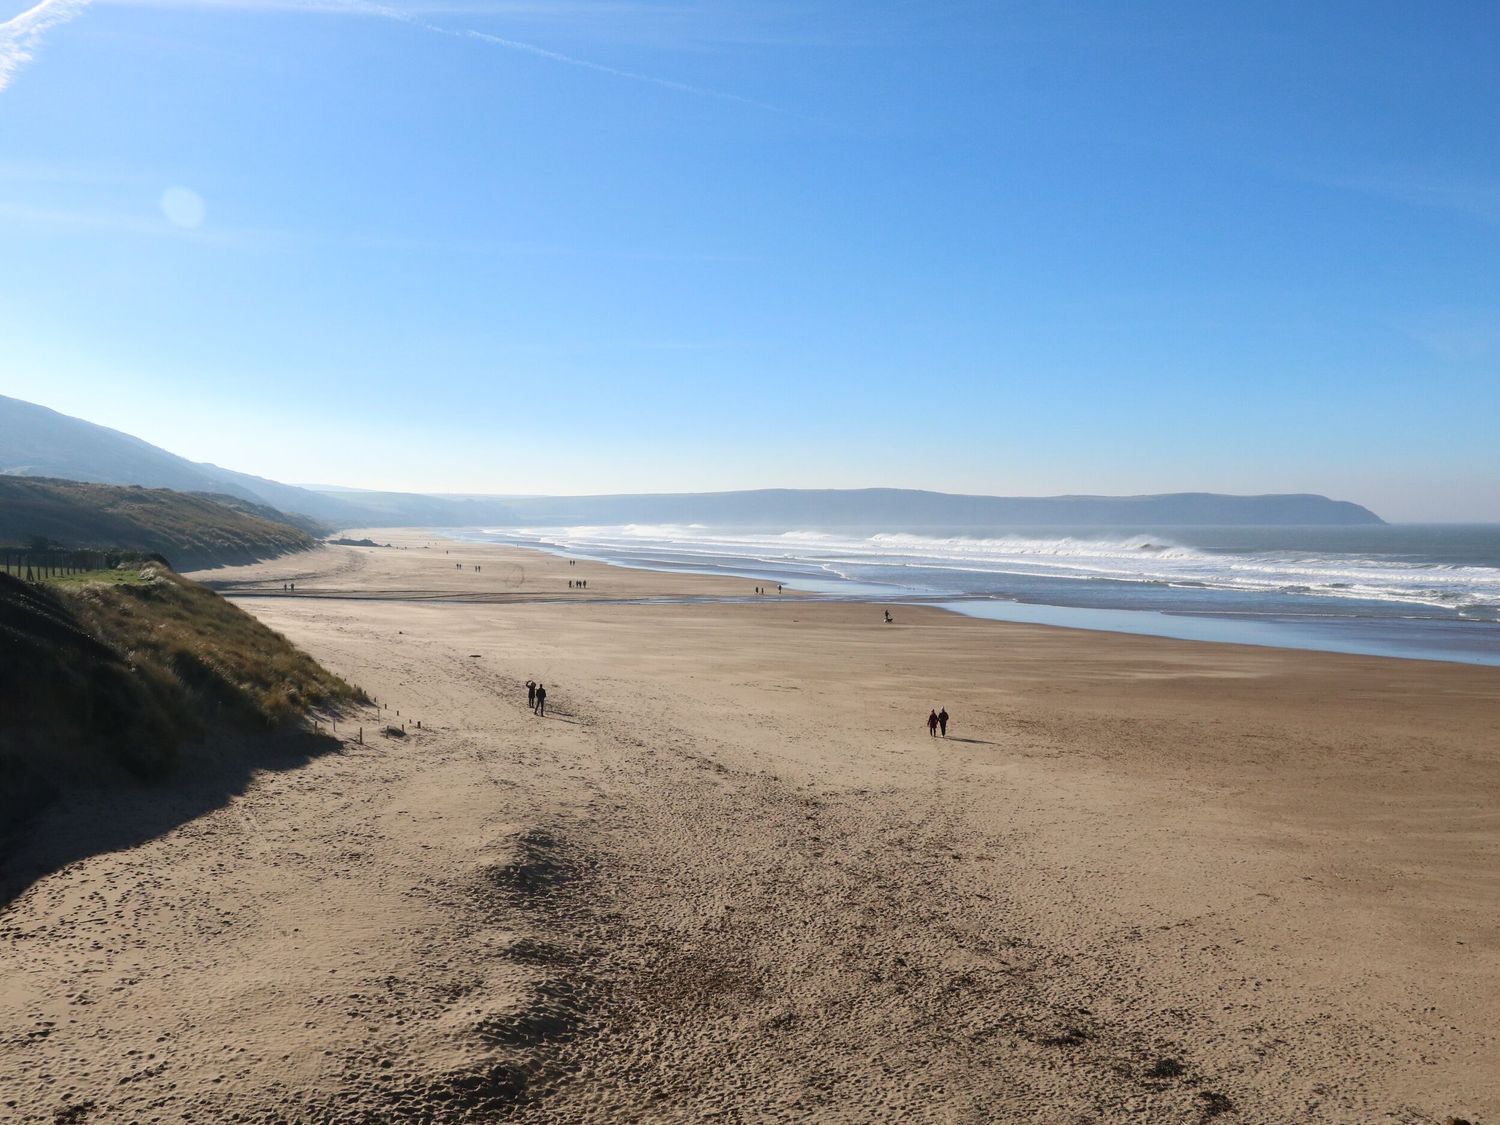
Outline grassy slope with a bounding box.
[0,475,315,569]
[0,566,361,830]
[198,492,331,538]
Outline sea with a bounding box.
[453,523,1500,667]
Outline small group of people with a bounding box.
[926,707,950,737]
[752,584,783,595]
[525,679,548,716]
[568,579,588,589]
[281,582,296,591]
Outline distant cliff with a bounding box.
[489,489,1386,528]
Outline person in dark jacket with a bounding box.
[937,708,949,737]
[534,684,547,716]
[927,710,939,737]
[526,680,536,708]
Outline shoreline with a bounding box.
[202,526,1500,670]
[439,525,1500,668]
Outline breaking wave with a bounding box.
[473,524,1500,618]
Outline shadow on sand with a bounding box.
[943,737,997,746]
[0,729,341,908]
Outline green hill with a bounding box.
[0,475,315,570]
[0,392,369,526]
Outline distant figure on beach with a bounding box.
[927,710,939,736]
[534,684,547,716]
[938,708,949,737]
[526,680,536,708]
[290,582,295,591]
[884,610,893,623]
[777,584,783,594]
[568,579,573,588]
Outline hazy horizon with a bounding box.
[2,389,1494,524]
[3,3,1497,521]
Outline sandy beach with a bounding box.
[3,530,1497,1123]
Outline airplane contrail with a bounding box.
[461,28,782,113]
[340,0,782,112]
[0,0,779,113]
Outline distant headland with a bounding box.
[1,394,1383,528]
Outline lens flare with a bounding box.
[160,186,205,229]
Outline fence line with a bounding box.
[0,548,156,583]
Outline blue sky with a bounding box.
[1,1,1497,519]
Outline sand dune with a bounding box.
[2,532,1496,1123]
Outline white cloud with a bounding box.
[0,0,90,92]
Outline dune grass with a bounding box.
[71,565,363,734]
[1,565,364,804]
[43,568,152,588]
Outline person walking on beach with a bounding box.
[526,680,536,708]
[938,708,949,737]
[534,684,547,716]
[927,710,939,737]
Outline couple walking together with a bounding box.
[525,679,547,716]
[927,708,949,737]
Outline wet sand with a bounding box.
[2,531,1497,1123]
